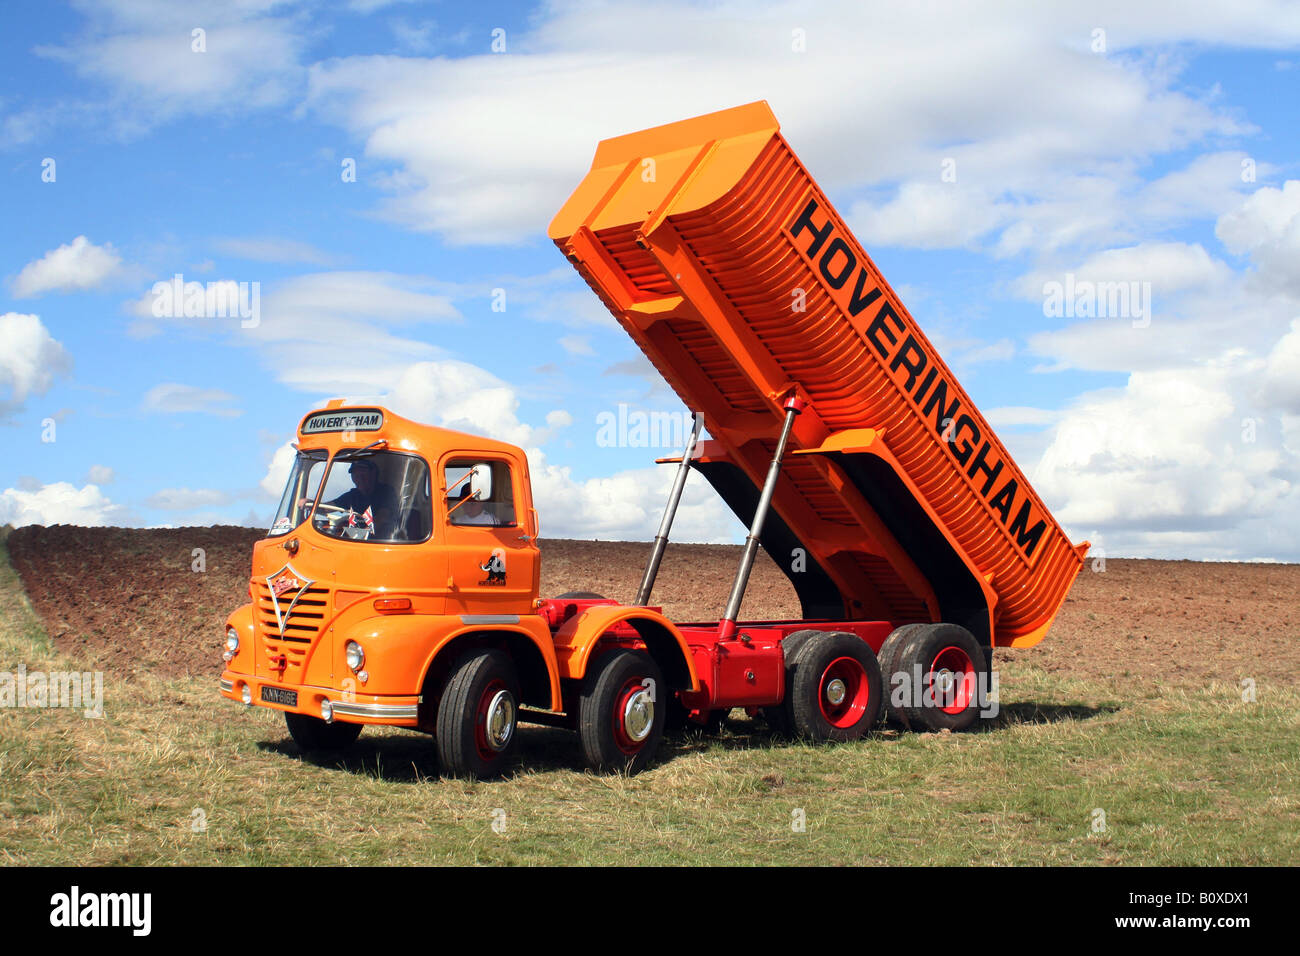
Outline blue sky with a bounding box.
[2,1,1299,560]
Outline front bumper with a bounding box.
[219,670,420,726]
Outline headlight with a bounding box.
[320,699,333,722]
[345,641,365,671]
[225,627,240,653]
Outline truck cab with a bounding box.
[220,400,697,778]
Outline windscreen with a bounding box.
[268,449,327,536]
[308,450,433,543]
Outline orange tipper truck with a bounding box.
[220,102,1087,778]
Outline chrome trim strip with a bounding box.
[219,679,233,693]
[330,700,419,720]
[459,614,520,625]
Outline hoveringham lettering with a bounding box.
[785,196,1047,560]
[301,409,384,435]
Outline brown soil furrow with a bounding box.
[6,526,1298,685]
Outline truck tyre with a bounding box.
[435,649,521,780]
[555,591,607,600]
[789,631,883,742]
[896,623,987,732]
[285,712,363,753]
[877,623,929,727]
[761,628,823,737]
[579,649,665,774]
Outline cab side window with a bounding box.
[445,459,517,527]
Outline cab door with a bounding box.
[439,452,538,616]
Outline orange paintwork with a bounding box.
[221,403,701,725]
[552,603,698,689]
[551,102,1087,649]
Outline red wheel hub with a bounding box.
[611,677,655,754]
[817,656,870,728]
[929,646,976,715]
[474,679,515,761]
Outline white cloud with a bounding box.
[526,448,742,543]
[1014,185,1300,560]
[546,409,573,428]
[142,382,242,416]
[145,487,233,510]
[260,441,298,498]
[925,330,1016,370]
[11,236,123,297]
[0,313,72,414]
[987,406,1062,428]
[1262,318,1300,412]
[1215,179,1300,298]
[381,360,542,447]
[0,481,130,527]
[851,184,1009,250]
[301,1,1298,246]
[84,464,115,485]
[37,1,310,133]
[1030,360,1299,560]
[212,236,341,266]
[1137,151,1269,225]
[129,271,462,395]
[348,0,419,12]
[558,335,595,356]
[1026,185,1300,375]
[1014,242,1235,301]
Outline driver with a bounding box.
[302,458,398,535]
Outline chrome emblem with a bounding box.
[271,574,300,597]
[265,562,315,636]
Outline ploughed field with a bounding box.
[6,524,1299,687]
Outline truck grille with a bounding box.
[254,581,329,681]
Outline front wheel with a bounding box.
[435,649,521,779]
[285,711,363,753]
[579,649,665,774]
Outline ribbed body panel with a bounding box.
[551,102,1085,646]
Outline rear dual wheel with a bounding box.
[761,628,821,736]
[787,631,884,742]
[878,623,989,732]
[763,630,884,741]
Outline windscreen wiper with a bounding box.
[335,440,388,461]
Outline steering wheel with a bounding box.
[310,503,354,530]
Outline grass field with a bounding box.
[2,531,1298,866]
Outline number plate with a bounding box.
[261,685,298,707]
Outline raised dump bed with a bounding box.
[550,101,1087,649]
